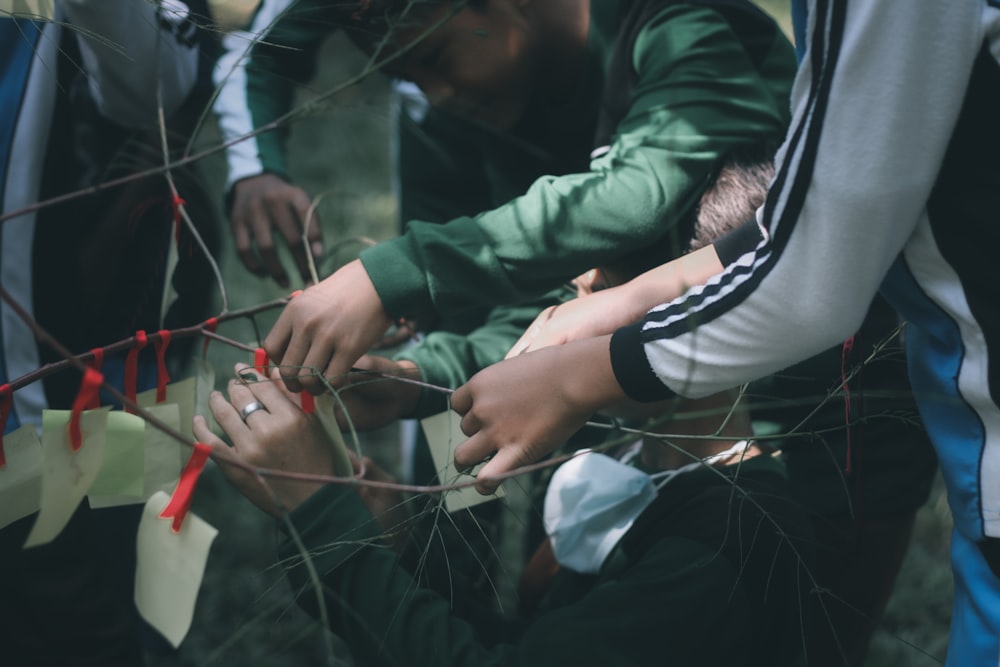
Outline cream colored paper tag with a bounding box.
[90,405,183,507]
[25,410,108,548]
[88,411,146,506]
[0,425,43,529]
[135,490,218,648]
[138,376,196,471]
[421,410,504,513]
[0,0,56,20]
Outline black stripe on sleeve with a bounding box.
[713,218,764,266]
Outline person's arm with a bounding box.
[452,0,983,488]
[212,0,330,285]
[265,5,795,389]
[61,0,198,128]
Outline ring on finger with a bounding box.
[239,400,268,423]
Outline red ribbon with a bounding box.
[201,317,218,359]
[69,368,104,452]
[300,392,315,414]
[154,330,172,403]
[159,442,212,533]
[0,384,12,468]
[125,330,148,414]
[86,348,105,410]
[254,347,269,376]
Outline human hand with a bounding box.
[332,355,422,432]
[230,173,323,287]
[506,287,643,359]
[451,335,627,494]
[264,259,394,395]
[192,363,338,516]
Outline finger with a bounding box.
[270,196,313,283]
[192,414,227,450]
[453,429,494,473]
[450,383,473,415]
[234,362,299,413]
[209,390,248,441]
[231,214,264,276]
[472,444,529,495]
[266,314,310,393]
[225,379,271,428]
[250,209,289,288]
[263,307,295,374]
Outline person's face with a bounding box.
[385,0,538,130]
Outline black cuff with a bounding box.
[714,218,764,266]
[610,323,676,403]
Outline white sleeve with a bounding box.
[60,0,198,129]
[610,0,986,400]
[212,0,296,189]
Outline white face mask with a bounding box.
[543,442,752,574]
[543,449,657,575]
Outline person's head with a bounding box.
[332,0,582,129]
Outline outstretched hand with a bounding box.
[264,259,394,395]
[193,363,338,516]
[451,335,627,494]
[230,173,323,287]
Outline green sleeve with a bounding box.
[393,287,572,418]
[360,5,795,321]
[242,0,338,181]
[277,485,760,666]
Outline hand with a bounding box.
[451,335,627,494]
[264,259,394,394]
[192,363,338,516]
[331,355,422,432]
[506,287,645,359]
[230,173,323,287]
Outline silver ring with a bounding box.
[239,400,268,422]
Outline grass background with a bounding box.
[150,4,954,664]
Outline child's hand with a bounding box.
[193,364,338,516]
[451,336,626,494]
[264,259,393,395]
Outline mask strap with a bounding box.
[651,440,754,490]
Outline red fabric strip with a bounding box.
[254,347,269,376]
[300,392,315,414]
[86,348,105,410]
[159,442,212,533]
[125,330,148,414]
[69,369,104,452]
[201,317,218,359]
[0,384,12,468]
[154,330,172,403]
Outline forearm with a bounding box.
[62,0,198,128]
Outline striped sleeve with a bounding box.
[610,0,984,402]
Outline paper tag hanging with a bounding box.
[87,411,147,508]
[0,425,43,529]
[0,0,57,20]
[135,490,217,648]
[25,410,108,548]
[421,410,505,513]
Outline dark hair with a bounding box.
[330,0,485,52]
[688,142,776,251]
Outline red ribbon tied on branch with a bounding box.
[154,330,172,403]
[69,368,104,452]
[160,442,212,533]
[125,330,148,414]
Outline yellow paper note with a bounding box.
[88,411,146,505]
[421,411,504,513]
[135,490,218,648]
[0,425,42,529]
[137,376,196,440]
[0,0,56,20]
[25,410,108,548]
